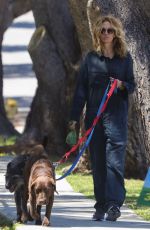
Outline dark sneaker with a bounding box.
[92,209,105,221]
[105,206,121,221]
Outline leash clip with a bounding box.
[52,162,60,168]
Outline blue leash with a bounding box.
[56,83,110,181]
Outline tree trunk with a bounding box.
[68,0,93,55]
[22,26,69,155]
[19,0,81,155]
[11,0,32,18]
[67,0,150,179]
[0,0,17,136]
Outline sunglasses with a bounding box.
[101,28,115,34]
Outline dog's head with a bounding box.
[31,176,55,205]
[5,155,27,192]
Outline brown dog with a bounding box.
[5,144,49,223]
[28,158,55,226]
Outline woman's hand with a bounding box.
[68,120,77,131]
[117,80,125,90]
[66,121,77,147]
[110,77,125,90]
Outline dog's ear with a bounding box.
[50,178,55,186]
[6,162,12,174]
[29,182,36,206]
[50,178,58,194]
[29,181,37,219]
[7,162,11,169]
[29,181,35,194]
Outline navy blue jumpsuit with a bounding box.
[70,51,135,211]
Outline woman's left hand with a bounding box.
[110,78,125,90]
[117,80,125,90]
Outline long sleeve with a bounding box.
[70,57,88,122]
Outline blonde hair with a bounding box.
[93,15,127,57]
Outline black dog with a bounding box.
[5,154,29,222]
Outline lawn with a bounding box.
[56,162,150,221]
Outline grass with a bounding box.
[0,135,17,156]
[0,136,17,146]
[125,179,150,220]
[56,161,150,221]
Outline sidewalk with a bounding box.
[0,156,150,230]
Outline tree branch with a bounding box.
[10,0,32,19]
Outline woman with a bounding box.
[69,15,135,221]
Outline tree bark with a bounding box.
[19,0,81,155]
[22,26,68,155]
[10,0,32,18]
[68,0,93,55]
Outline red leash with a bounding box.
[58,80,117,164]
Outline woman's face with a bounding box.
[100,21,115,45]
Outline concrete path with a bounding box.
[0,155,150,230]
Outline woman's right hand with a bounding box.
[68,120,77,131]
